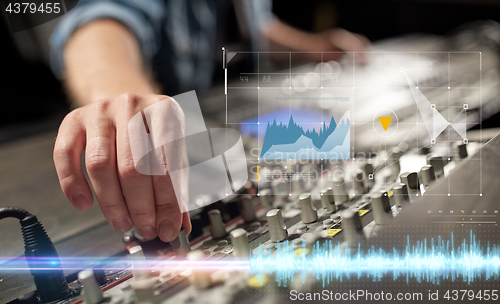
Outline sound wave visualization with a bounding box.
[249,231,500,286]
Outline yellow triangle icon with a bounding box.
[378,117,393,131]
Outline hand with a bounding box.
[53,92,192,242]
[311,28,370,64]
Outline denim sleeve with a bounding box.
[50,0,165,78]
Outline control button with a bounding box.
[133,279,158,303]
[454,143,468,159]
[266,209,288,242]
[419,165,436,190]
[353,170,365,195]
[259,188,273,212]
[393,183,410,210]
[78,269,104,304]
[240,195,257,223]
[400,172,420,195]
[362,162,374,188]
[320,188,337,213]
[427,156,444,177]
[332,178,349,205]
[330,213,341,221]
[187,250,211,289]
[292,238,304,248]
[129,245,150,280]
[230,228,250,258]
[208,209,227,239]
[217,240,228,247]
[171,228,191,255]
[340,209,365,248]
[299,193,318,224]
[370,191,394,226]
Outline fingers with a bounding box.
[115,93,158,240]
[182,212,192,235]
[84,100,133,232]
[54,109,93,211]
[152,172,183,242]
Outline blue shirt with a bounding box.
[50,0,275,95]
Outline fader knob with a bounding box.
[299,193,318,224]
[266,209,288,242]
[78,269,104,304]
[259,188,273,211]
[340,209,365,248]
[370,191,393,226]
[230,228,250,258]
[130,245,150,280]
[362,162,374,187]
[208,209,227,239]
[427,156,444,177]
[171,228,191,255]
[239,195,257,223]
[332,178,349,205]
[187,250,211,289]
[419,165,435,190]
[400,172,420,195]
[320,188,337,213]
[393,183,410,210]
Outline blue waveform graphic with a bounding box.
[249,231,500,286]
[260,111,350,159]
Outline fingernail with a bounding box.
[112,218,132,232]
[138,226,157,240]
[72,194,88,210]
[159,219,176,242]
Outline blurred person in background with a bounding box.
[50,0,369,243]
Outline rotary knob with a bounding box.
[78,269,104,304]
[393,183,410,210]
[187,250,211,289]
[332,177,349,205]
[340,209,365,248]
[208,209,227,239]
[299,193,318,224]
[320,187,337,213]
[353,170,365,195]
[171,228,191,255]
[259,188,273,212]
[400,172,420,195]
[230,228,250,258]
[129,245,150,280]
[266,209,288,242]
[427,156,444,177]
[370,191,393,226]
[419,165,435,190]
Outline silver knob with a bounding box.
[266,209,288,242]
[427,156,444,177]
[78,269,104,304]
[370,191,393,226]
[332,178,349,205]
[271,180,289,205]
[259,188,273,212]
[230,228,250,258]
[400,172,420,195]
[419,165,435,190]
[299,193,318,224]
[171,228,191,255]
[454,143,468,159]
[340,209,365,248]
[353,170,365,195]
[393,183,410,210]
[240,195,257,223]
[129,245,150,280]
[187,250,211,289]
[362,162,374,188]
[208,209,227,239]
[320,188,337,213]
